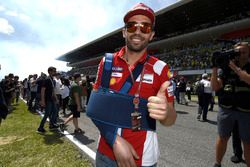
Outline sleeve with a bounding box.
[41,79,47,88]
[160,64,174,102]
[93,57,104,90]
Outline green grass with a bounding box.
[0,101,92,167]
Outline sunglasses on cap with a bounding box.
[125,22,153,34]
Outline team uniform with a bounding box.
[93,47,174,166]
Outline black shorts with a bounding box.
[69,105,80,118]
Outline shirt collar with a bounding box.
[117,47,148,64]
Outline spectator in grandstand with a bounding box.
[160,41,223,71]
[211,42,250,167]
[197,73,212,122]
[88,3,176,167]
[59,73,83,133]
[37,67,59,133]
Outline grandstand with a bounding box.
[57,0,250,78]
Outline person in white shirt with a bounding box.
[54,73,62,109]
[197,73,212,121]
[61,78,70,116]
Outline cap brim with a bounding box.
[124,9,154,23]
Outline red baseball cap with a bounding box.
[124,3,155,24]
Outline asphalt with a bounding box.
[59,100,247,167]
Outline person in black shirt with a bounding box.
[37,67,59,133]
[0,86,8,124]
[212,42,250,167]
[178,77,188,105]
[85,75,92,105]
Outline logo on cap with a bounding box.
[124,3,155,24]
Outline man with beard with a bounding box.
[87,3,176,167]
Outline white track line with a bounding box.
[21,98,96,160]
[62,130,96,160]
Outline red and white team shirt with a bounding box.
[93,47,174,166]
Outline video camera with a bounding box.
[212,49,240,69]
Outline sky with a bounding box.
[0,0,179,80]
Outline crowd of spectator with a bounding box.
[156,36,250,71]
[0,68,95,128]
[70,65,98,77]
[67,37,249,78]
[154,12,250,41]
[157,41,227,70]
[0,73,21,123]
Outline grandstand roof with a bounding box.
[58,0,250,64]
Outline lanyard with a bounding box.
[127,63,146,110]
[129,64,146,131]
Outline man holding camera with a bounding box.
[211,42,250,167]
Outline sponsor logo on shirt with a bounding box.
[112,66,123,72]
[111,72,123,77]
[136,74,153,84]
[167,84,174,97]
[109,78,116,85]
[167,70,172,78]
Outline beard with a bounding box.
[126,34,149,52]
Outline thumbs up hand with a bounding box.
[147,81,176,126]
[147,81,170,121]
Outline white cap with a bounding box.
[202,73,208,78]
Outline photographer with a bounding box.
[211,42,250,167]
